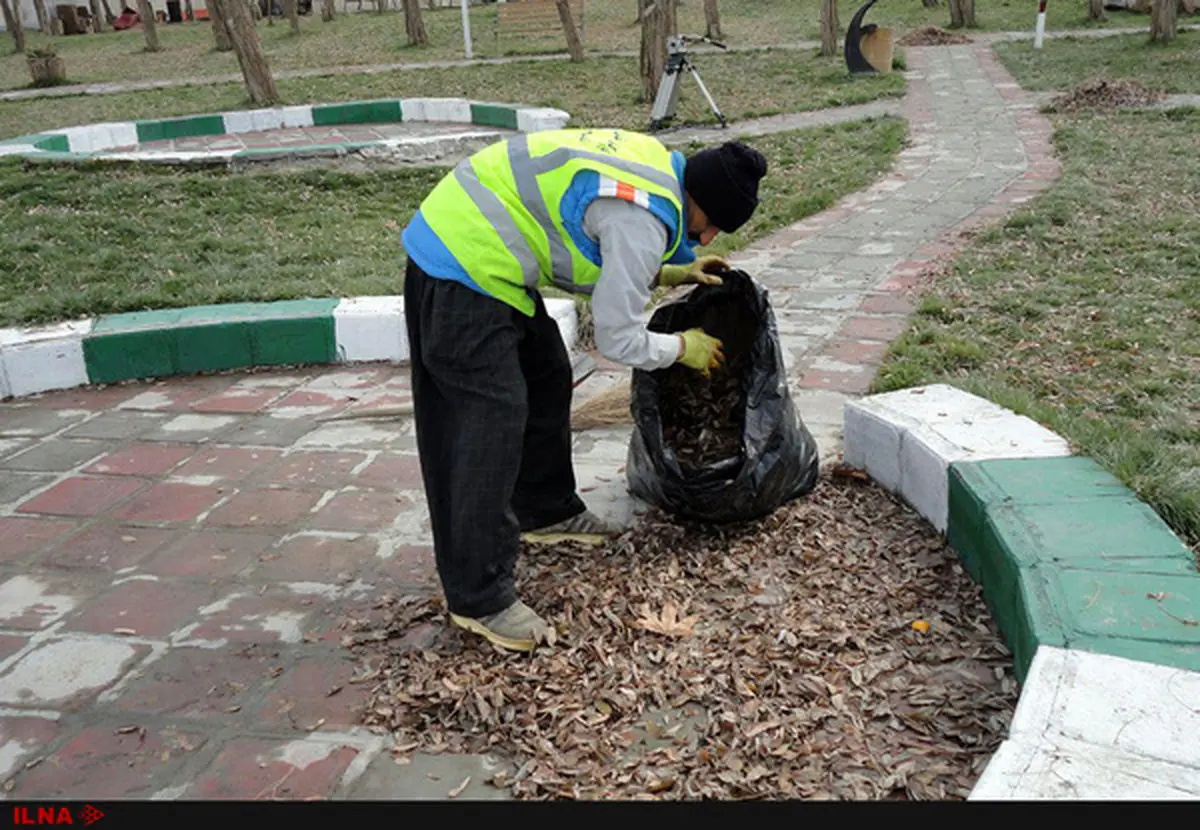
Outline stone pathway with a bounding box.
[0,41,1059,800]
[0,25,1175,103]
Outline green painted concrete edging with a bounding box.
[843,384,1199,685]
[0,98,572,163]
[0,295,579,402]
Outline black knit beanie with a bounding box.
[683,141,769,233]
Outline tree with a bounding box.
[210,0,280,104]
[402,0,427,43]
[640,0,674,102]
[137,0,161,49]
[0,0,25,52]
[283,0,300,33]
[556,0,583,61]
[819,0,838,56]
[90,0,107,30]
[32,0,49,33]
[210,0,233,50]
[1089,0,1108,19]
[922,0,939,6]
[1150,0,1177,39]
[322,0,335,21]
[703,0,721,39]
[949,0,975,27]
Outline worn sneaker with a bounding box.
[449,600,557,652]
[520,509,619,546]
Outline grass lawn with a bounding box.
[993,28,1200,93]
[0,0,1161,91]
[0,47,904,139]
[873,105,1200,552]
[0,114,907,328]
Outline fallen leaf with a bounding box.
[912,620,931,634]
[632,602,699,638]
[113,627,137,636]
[447,776,471,798]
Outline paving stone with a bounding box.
[141,530,276,579]
[345,751,513,800]
[15,476,145,518]
[840,314,912,342]
[253,654,373,732]
[0,633,150,709]
[353,452,424,491]
[8,724,208,798]
[179,587,324,646]
[21,384,141,411]
[295,421,416,451]
[189,386,290,414]
[63,578,215,638]
[251,533,378,584]
[0,517,80,563]
[372,544,438,590]
[82,443,197,477]
[111,481,229,525]
[42,523,179,571]
[307,489,415,534]
[58,410,169,440]
[218,415,319,447]
[0,437,31,461]
[172,446,284,481]
[798,367,876,395]
[140,413,241,444]
[258,450,369,488]
[203,487,323,529]
[0,716,61,780]
[0,408,91,438]
[0,439,109,473]
[0,472,56,507]
[113,645,277,718]
[0,634,31,663]
[187,737,361,799]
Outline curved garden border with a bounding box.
[0,97,571,163]
[842,385,1200,799]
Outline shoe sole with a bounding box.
[520,531,608,547]
[449,613,535,652]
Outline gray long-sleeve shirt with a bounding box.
[582,196,685,372]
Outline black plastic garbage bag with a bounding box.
[626,268,820,525]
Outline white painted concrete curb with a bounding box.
[0,297,578,400]
[970,647,1200,800]
[843,383,1072,532]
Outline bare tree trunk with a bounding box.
[284,0,300,32]
[210,0,234,49]
[211,0,280,104]
[90,0,107,30]
[322,0,335,21]
[949,0,975,27]
[0,0,25,51]
[1089,0,1108,19]
[640,0,671,102]
[703,0,721,39]
[819,0,838,56]
[376,0,386,13]
[1150,0,1177,39]
[137,0,161,49]
[922,0,938,6]
[402,0,427,43]
[32,0,49,32]
[555,0,583,60]
[250,0,262,21]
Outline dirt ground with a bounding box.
[342,470,1019,800]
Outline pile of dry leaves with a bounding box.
[343,471,1018,800]
[897,26,974,46]
[1051,78,1165,112]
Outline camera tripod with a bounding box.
[648,34,729,132]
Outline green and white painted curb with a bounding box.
[843,384,1200,799]
[0,97,570,163]
[0,296,578,400]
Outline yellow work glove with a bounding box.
[677,328,725,376]
[658,255,731,288]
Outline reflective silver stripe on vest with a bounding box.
[507,135,576,294]
[529,146,683,203]
[453,160,543,289]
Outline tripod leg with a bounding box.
[649,66,684,130]
[687,63,728,128]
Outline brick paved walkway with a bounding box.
[0,42,1060,800]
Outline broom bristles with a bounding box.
[571,381,633,430]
